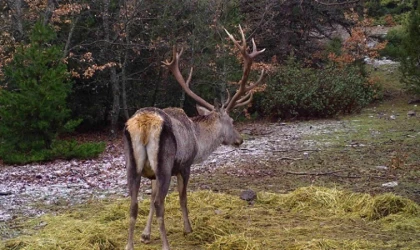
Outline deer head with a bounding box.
[162,25,266,146]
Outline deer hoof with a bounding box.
[183,228,192,235]
[141,234,151,244]
[125,243,134,250]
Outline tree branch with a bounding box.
[63,16,80,57]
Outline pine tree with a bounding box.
[400,0,420,95]
[0,21,80,159]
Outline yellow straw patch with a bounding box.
[2,187,419,250]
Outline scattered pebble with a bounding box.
[407,110,416,117]
[375,166,388,171]
[240,189,256,202]
[382,181,398,188]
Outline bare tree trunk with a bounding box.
[102,0,120,136]
[6,0,24,39]
[121,0,132,120]
[43,0,57,25]
[110,67,120,135]
[121,51,130,119]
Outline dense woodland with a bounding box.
[0,0,419,164]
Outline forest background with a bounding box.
[0,0,419,164]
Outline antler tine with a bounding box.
[234,92,253,109]
[224,25,266,112]
[250,38,266,58]
[234,69,267,109]
[224,27,242,51]
[186,67,193,87]
[222,89,231,109]
[162,46,214,111]
[235,91,252,104]
[245,69,266,92]
[162,46,181,67]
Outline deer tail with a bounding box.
[125,112,164,174]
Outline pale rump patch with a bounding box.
[126,112,164,174]
[126,113,164,145]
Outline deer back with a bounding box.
[162,107,199,167]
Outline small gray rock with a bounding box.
[241,129,252,135]
[375,166,388,170]
[0,191,12,196]
[382,181,398,188]
[144,189,152,195]
[407,110,416,117]
[240,189,256,202]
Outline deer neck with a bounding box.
[192,114,224,164]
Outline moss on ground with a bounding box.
[2,187,419,250]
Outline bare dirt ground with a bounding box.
[1,105,419,233]
[0,120,339,222]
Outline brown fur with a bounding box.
[191,112,219,124]
[124,107,243,250]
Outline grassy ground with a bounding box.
[1,64,420,249]
[190,65,419,204]
[193,95,420,203]
[2,188,419,250]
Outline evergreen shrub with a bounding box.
[0,21,105,164]
[259,58,381,119]
[400,0,420,95]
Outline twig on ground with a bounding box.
[213,149,236,155]
[258,131,274,136]
[239,148,256,151]
[279,157,303,161]
[269,149,319,153]
[333,174,361,179]
[269,149,288,152]
[285,170,362,178]
[285,170,344,176]
[296,149,320,152]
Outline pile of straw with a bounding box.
[3,186,419,250]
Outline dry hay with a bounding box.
[2,186,419,250]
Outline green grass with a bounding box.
[188,64,420,204]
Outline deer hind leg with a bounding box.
[125,127,147,250]
[177,173,192,234]
[125,161,142,250]
[145,135,173,250]
[154,173,171,250]
[141,179,157,243]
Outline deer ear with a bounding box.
[196,105,211,116]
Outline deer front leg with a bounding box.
[141,180,157,243]
[177,173,192,234]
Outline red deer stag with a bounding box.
[124,25,265,250]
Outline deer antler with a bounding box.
[162,46,214,111]
[223,25,266,112]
